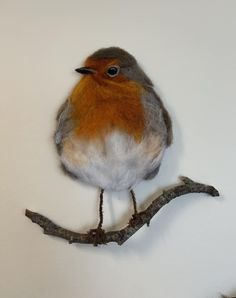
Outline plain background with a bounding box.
[0,1,236,297]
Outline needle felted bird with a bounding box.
[54,47,172,240]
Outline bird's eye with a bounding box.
[106,65,120,77]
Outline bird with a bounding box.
[54,47,173,241]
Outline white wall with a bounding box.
[1,1,236,297]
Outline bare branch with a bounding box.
[25,176,219,246]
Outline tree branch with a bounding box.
[25,176,219,246]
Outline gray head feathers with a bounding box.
[89,47,153,87]
[89,47,136,67]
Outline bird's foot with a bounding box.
[87,227,106,246]
[129,213,139,227]
[129,212,151,227]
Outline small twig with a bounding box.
[25,176,219,246]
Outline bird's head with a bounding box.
[75,47,153,87]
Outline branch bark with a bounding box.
[25,176,219,246]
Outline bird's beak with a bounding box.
[75,67,96,75]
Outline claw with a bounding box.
[129,213,140,227]
[88,227,106,246]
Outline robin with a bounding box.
[54,47,172,239]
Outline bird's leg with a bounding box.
[97,189,104,230]
[130,189,138,218]
[129,189,139,227]
[129,189,150,227]
[88,189,106,246]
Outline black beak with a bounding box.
[75,67,96,74]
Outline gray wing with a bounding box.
[142,87,173,180]
[144,86,173,147]
[154,90,173,147]
[54,99,74,154]
[144,164,160,180]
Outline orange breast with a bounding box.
[70,76,145,142]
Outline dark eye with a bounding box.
[106,65,120,77]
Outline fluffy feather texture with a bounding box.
[61,130,164,190]
[70,73,145,142]
[55,47,172,191]
[88,47,136,67]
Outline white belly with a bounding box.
[60,130,165,191]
